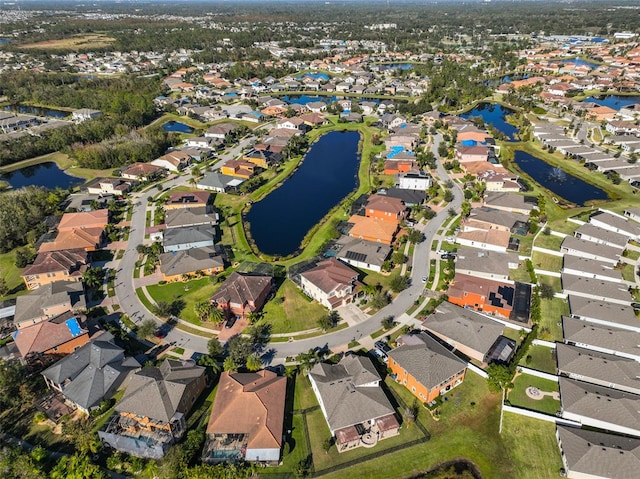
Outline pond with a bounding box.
[246,130,361,257]
[460,103,519,141]
[378,63,414,70]
[513,151,608,206]
[4,104,70,119]
[163,121,194,133]
[0,162,84,190]
[583,95,640,110]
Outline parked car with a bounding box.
[371,348,388,363]
[374,341,391,353]
[421,275,427,283]
[225,317,237,329]
[441,253,455,260]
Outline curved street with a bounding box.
[113,132,461,361]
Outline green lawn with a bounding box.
[623,249,640,261]
[620,263,636,282]
[538,275,562,294]
[538,297,567,342]
[145,277,218,324]
[547,220,580,235]
[520,344,557,374]
[501,413,564,479]
[512,233,534,257]
[293,373,320,412]
[260,279,327,333]
[509,267,532,283]
[531,251,563,273]
[534,234,564,252]
[0,249,26,300]
[508,374,560,416]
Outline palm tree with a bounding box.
[136,319,157,340]
[194,301,211,322]
[209,306,224,324]
[246,353,262,372]
[152,300,173,318]
[81,267,105,290]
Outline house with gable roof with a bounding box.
[210,272,272,320]
[299,258,360,310]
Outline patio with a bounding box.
[36,393,75,423]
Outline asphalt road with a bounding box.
[114,132,462,361]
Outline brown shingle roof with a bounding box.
[23,249,88,277]
[300,258,357,294]
[211,272,272,310]
[206,371,286,450]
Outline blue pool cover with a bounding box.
[65,318,83,337]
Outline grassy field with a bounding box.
[620,263,636,282]
[0,249,25,300]
[509,267,532,283]
[508,374,560,416]
[18,33,116,50]
[501,413,564,479]
[520,344,557,374]
[534,234,564,252]
[538,297,568,342]
[538,275,562,294]
[531,251,563,273]
[547,220,580,235]
[260,279,327,333]
[146,277,218,325]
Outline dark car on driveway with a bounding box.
[225,316,237,329]
[374,341,391,353]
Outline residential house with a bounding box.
[164,207,218,230]
[421,302,506,364]
[395,170,432,191]
[562,315,640,362]
[86,178,132,196]
[586,105,617,121]
[378,188,426,208]
[388,333,466,403]
[590,210,640,240]
[41,332,140,414]
[202,370,286,465]
[163,226,215,253]
[556,343,640,396]
[556,425,640,479]
[299,258,359,311]
[455,229,511,253]
[205,122,239,140]
[454,247,519,283]
[568,295,640,332]
[14,281,86,329]
[574,223,629,249]
[99,359,207,459]
[335,237,391,273]
[483,192,536,215]
[159,246,225,282]
[22,249,88,290]
[347,215,398,245]
[456,145,489,163]
[559,377,640,438]
[560,236,622,265]
[151,151,192,172]
[306,102,327,114]
[308,355,400,453]
[72,109,102,122]
[164,191,211,210]
[464,207,529,235]
[447,274,517,319]
[13,311,89,363]
[220,160,258,179]
[243,148,283,169]
[121,162,165,182]
[197,172,245,193]
[561,273,632,306]
[186,136,220,150]
[562,256,622,284]
[299,113,326,127]
[476,170,521,193]
[210,272,272,320]
[365,194,407,223]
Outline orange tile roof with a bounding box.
[348,215,398,244]
[58,209,108,231]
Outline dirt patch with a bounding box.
[19,34,115,51]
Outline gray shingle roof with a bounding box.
[562,316,640,358]
[309,355,395,432]
[159,246,224,276]
[421,302,504,357]
[557,425,640,479]
[388,333,466,391]
[568,296,640,330]
[454,246,518,278]
[116,359,205,423]
[562,256,622,281]
[556,343,640,394]
[561,274,633,303]
[162,225,215,247]
[561,236,623,261]
[575,223,629,248]
[14,281,86,325]
[560,377,640,432]
[164,207,218,229]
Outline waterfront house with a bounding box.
[121,162,165,182]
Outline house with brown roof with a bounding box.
[299,112,327,127]
[151,151,193,172]
[242,148,283,169]
[98,359,207,459]
[164,191,211,210]
[86,177,132,196]
[22,249,88,290]
[299,258,360,310]
[38,209,109,253]
[586,105,617,121]
[220,160,258,179]
[210,272,272,320]
[365,194,407,223]
[456,145,489,163]
[202,370,286,464]
[121,162,165,182]
[13,311,90,364]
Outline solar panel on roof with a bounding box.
[345,251,367,263]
